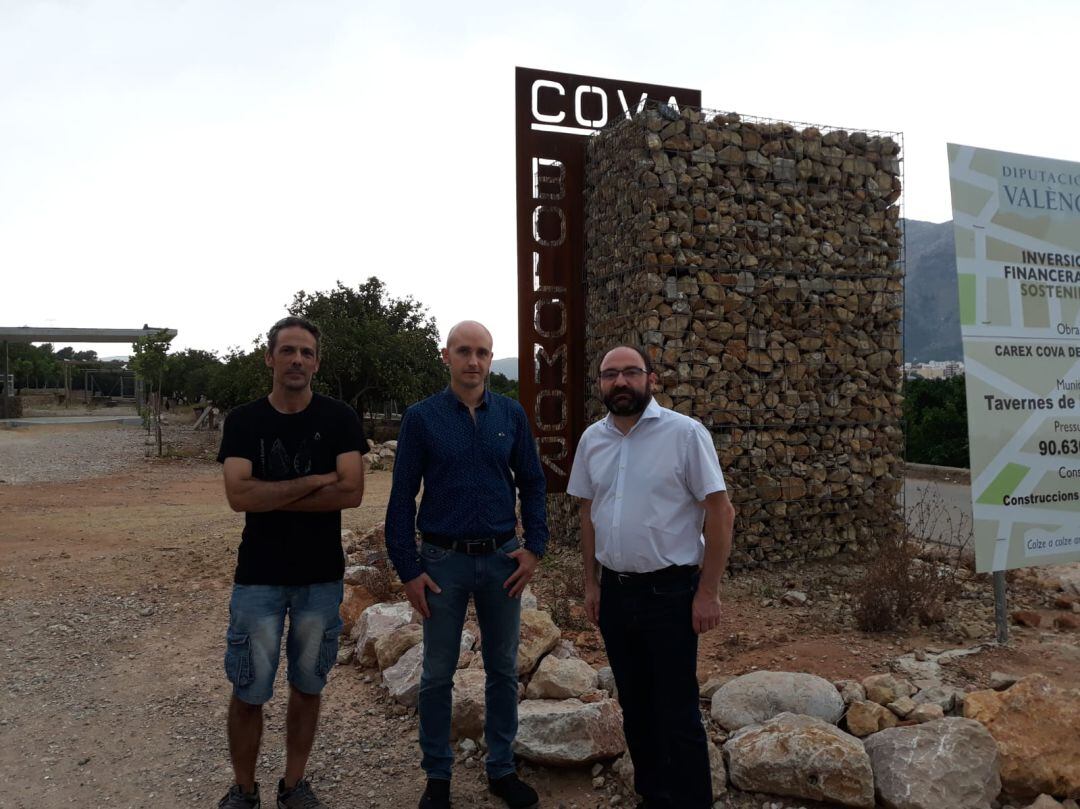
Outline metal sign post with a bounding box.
[993,570,1009,644]
[515,66,700,492]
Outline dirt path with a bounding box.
[2,423,1078,808]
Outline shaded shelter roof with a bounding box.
[0,327,177,343]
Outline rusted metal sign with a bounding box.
[515,66,700,492]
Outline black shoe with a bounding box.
[488,773,538,809]
[219,783,261,809]
[276,778,326,809]
[418,778,451,809]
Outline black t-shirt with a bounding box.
[217,393,365,585]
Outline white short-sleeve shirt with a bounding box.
[566,397,727,573]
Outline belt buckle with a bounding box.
[463,538,489,555]
[616,571,632,585]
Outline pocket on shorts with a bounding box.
[224,630,254,687]
[315,626,341,678]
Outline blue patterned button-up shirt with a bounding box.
[384,387,549,582]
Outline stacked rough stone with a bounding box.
[577,107,904,567]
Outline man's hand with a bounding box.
[404,573,442,619]
[692,587,722,635]
[503,549,539,598]
[584,581,600,626]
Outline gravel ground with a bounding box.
[0,423,147,484]
[4,424,1078,809]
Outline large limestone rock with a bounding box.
[862,673,916,705]
[382,642,423,707]
[513,699,625,765]
[450,669,486,740]
[964,674,1080,799]
[708,739,727,798]
[711,670,845,731]
[612,740,727,799]
[374,623,423,671]
[723,712,875,808]
[339,583,377,637]
[913,684,964,713]
[520,584,538,611]
[864,718,1001,809]
[517,609,560,675]
[524,655,598,699]
[845,700,899,737]
[353,602,415,667]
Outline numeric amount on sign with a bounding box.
[1038,439,1080,456]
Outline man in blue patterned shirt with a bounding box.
[385,320,548,809]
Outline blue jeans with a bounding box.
[224,580,344,705]
[418,538,522,780]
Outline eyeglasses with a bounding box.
[599,367,647,382]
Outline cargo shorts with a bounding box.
[223,580,344,705]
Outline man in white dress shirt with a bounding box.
[567,345,735,809]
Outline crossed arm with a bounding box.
[222,451,365,513]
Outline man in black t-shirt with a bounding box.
[216,316,365,809]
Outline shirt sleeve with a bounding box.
[509,402,549,558]
[507,401,552,557]
[384,406,426,582]
[684,421,726,501]
[566,430,595,499]
[216,408,254,465]
[334,402,367,456]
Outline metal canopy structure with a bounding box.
[1,326,177,416]
[0,326,177,343]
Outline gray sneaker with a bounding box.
[219,783,261,808]
[277,778,327,809]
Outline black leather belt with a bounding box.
[601,564,699,586]
[423,532,516,555]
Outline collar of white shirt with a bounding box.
[602,396,663,435]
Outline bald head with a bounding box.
[446,320,493,350]
[443,320,494,397]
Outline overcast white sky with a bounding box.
[3,0,1079,358]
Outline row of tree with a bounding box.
[4,344,123,391]
[124,278,517,432]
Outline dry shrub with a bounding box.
[853,484,971,632]
[531,546,589,630]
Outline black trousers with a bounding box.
[598,567,712,809]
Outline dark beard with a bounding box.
[603,387,650,416]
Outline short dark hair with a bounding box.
[601,345,653,374]
[268,316,321,355]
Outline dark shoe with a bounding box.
[418,778,451,809]
[488,773,538,809]
[218,783,261,808]
[276,778,326,809]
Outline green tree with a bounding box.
[488,371,518,400]
[289,278,445,426]
[206,344,270,411]
[904,375,969,468]
[56,347,98,362]
[130,330,174,456]
[163,349,222,403]
[8,343,60,389]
